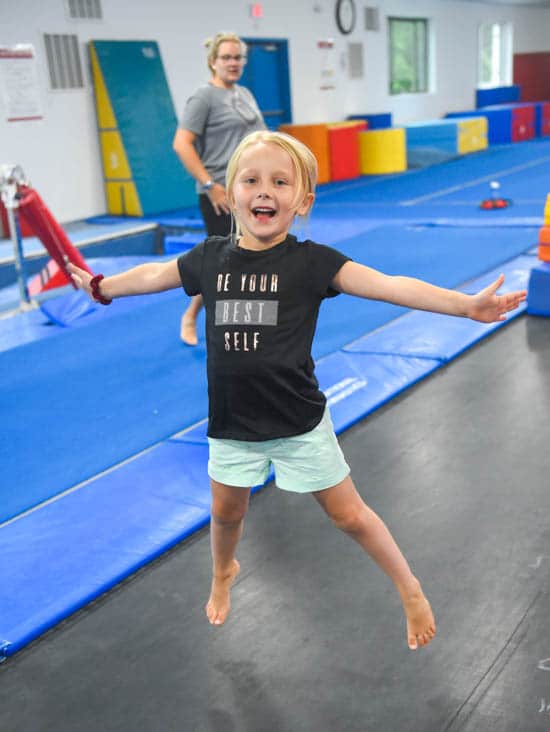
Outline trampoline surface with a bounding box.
[1,314,549,732]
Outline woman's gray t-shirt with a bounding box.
[180,84,265,191]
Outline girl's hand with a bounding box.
[208,183,231,216]
[67,262,94,299]
[467,274,527,323]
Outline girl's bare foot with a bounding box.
[205,559,240,625]
[400,581,436,650]
[180,314,198,346]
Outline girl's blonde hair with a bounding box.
[226,131,318,224]
[204,32,247,75]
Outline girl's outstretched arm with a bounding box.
[68,260,182,301]
[332,262,526,323]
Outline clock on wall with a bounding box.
[335,0,356,35]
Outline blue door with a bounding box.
[240,38,292,130]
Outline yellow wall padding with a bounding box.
[359,128,406,174]
[457,117,488,154]
[90,43,142,216]
[279,123,331,183]
[100,131,132,179]
[105,182,142,216]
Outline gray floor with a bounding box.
[1,315,549,732]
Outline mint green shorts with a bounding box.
[207,407,350,493]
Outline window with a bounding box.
[478,22,512,87]
[389,17,428,95]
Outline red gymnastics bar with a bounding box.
[17,185,94,294]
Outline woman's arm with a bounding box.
[68,259,182,301]
[332,261,526,323]
[172,128,230,215]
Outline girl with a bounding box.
[69,131,526,650]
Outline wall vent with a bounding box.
[66,0,103,20]
[348,43,364,79]
[43,34,84,89]
[365,7,380,31]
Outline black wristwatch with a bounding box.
[200,179,215,193]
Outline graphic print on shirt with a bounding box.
[215,270,279,352]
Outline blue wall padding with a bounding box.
[527,262,550,315]
[92,41,196,214]
[345,257,531,361]
[347,113,392,129]
[316,351,440,434]
[446,108,513,144]
[0,440,212,657]
[476,85,520,108]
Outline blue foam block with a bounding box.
[347,113,392,129]
[344,257,531,361]
[0,440,212,658]
[527,262,550,316]
[446,108,513,144]
[40,289,99,326]
[164,233,203,255]
[476,86,520,108]
[316,350,440,434]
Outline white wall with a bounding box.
[1,0,549,224]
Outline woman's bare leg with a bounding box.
[180,294,203,345]
[206,479,251,625]
[313,475,436,650]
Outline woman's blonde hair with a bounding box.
[226,131,318,228]
[204,32,247,75]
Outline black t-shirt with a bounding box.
[177,234,350,440]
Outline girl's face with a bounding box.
[210,41,245,88]
[230,142,314,250]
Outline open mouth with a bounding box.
[252,207,276,220]
[252,206,275,219]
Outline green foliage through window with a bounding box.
[389,17,428,95]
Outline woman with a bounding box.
[173,31,265,345]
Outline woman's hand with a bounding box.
[466,274,527,323]
[208,183,231,216]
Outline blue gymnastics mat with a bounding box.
[344,256,533,361]
[0,251,534,659]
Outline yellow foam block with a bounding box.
[544,195,550,224]
[457,117,488,154]
[359,128,406,174]
[279,123,331,183]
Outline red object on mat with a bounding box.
[480,198,512,210]
[328,121,367,182]
[17,186,93,291]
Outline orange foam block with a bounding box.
[279,123,331,183]
[539,243,550,262]
[539,226,550,245]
